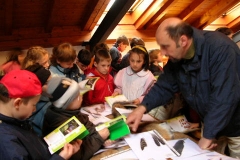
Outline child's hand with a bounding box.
[103,139,116,147]
[98,128,110,140]
[59,139,82,159]
[112,92,119,97]
[132,98,140,105]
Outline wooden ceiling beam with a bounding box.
[228,16,240,33]
[82,0,110,31]
[87,0,136,50]
[134,0,164,29]
[192,0,239,29]
[130,0,153,25]
[107,24,156,41]
[211,7,240,25]
[4,0,13,35]
[143,0,175,29]
[45,0,56,33]
[178,0,204,21]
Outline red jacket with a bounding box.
[83,68,114,105]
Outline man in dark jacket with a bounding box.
[127,17,240,158]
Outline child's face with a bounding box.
[76,61,88,71]
[57,60,74,69]
[157,52,163,63]
[38,54,50,69]
[18,52,27,65]
[66,94,83,110]
[118,42,128,52]
[129,52,144,72]
[94,60,111,75]
[15,95,41,120]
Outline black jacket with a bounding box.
[42,107,105,160]
[0,113,63,160]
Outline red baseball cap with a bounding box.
[0,70,42,98]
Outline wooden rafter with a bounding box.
[130,0,152,25]
[4,0,13,35]
[82,0,110,31]
[134,0,164,29]
[143,0,175,29]
[193,0,239,29]
[228,16,240,32]
[178,0,205,21]
[107,24,156,41]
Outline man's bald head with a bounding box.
[154,17,194,62]
[156,17,182,35]
[156,17,193,45]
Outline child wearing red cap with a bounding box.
[0,70,81,159]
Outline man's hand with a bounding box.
[198,137,217,150]
[126,105,146,132]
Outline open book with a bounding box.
[166,115,200,133]
[78,77,99,95]
[95,115,130,140]
[44,116,89,154]
[105,94,137,108]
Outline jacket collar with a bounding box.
[180,28,203,72]
[0,113,32,130]
[90,67,110,80]
[126,66,149,77]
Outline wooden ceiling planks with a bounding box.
[0,0,239,51]
[4,0,13,35]
[82,0,110,31]
[192,0,239,29]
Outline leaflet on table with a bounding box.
[105,94,136,108]
[80,103,112,119]
[78,77,99,95]
[44,116,89,154]
[166,115,200,133]
[114,107,157,122]
[95,115,130,140]
[94,139,128,155]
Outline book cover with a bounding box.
[95,115,130,140]
[105,94,134,108]
[166,115,200,133]
[78,77,99,95]
[44,116,89,154]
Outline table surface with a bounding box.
[90,120,195,160]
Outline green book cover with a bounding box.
[44,116,89,154]
[95,115,130,140]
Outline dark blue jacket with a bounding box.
[0,113,63,160]
[142,28,240,139]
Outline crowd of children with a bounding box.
[0,35,212,159]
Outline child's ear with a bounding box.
[13,98,23,110]
[94,61,98,67]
